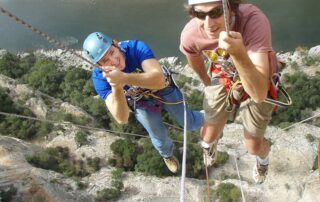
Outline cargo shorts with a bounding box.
[203,84,274,136]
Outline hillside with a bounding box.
[0,46,320,201]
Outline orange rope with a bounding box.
[318,138,320,177]
[204,153,211,202]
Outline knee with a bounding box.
[152,136,172,150]
[245,137,269,155]
[246,142,263,155]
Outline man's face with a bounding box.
[98,45,125,70]
[193,2,226,39]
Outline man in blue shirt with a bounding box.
[83,32,204,173]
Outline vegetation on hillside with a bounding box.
[26,146,101,178]
[0,87,53,140]
[1,50,320,186]
[271,71,320,127]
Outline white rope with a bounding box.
[234,155,246,202]
[0,111,190,144]
[281,112,320,131]
[222,0,230,34]
[179,94,188,202]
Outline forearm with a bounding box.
[106,86,130,124]
[187,55,211,86]
[124,71,166,90]
[231,52,269,103]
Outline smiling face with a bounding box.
[193,2,227,39]
[97,44,126,70]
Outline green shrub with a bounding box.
[185,142,205,178]
[186,89,203,110]
[24,59,64,97]
[87,157,101,172]
[216,183,241,202]
[27,146,91,178]
[312,155,318,170]
[214,151,229,167]
[0,88,53,140]
[111,168,124,180]
[271,72,320,126]
[95,188,121,202]
[305,134,316,143]
[75,131,89,147]
[135,139,171,177]
[0,185,17,202]
[0,52,34,79]
[110,138,140,171]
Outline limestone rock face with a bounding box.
[0,136,93,202]
[1,48,320,201]
[26,97,48,118]
[60,102,94,123]
[309,45,320,59]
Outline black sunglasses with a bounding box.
[192,6,224,20]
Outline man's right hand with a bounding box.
[102,66,127,87]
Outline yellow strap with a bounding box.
[145,92,184,105]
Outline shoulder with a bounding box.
[125,40,155,59]
[238,4,273,53]
[92,67,103,79]
[119,40,150,51]
[180,18,218,56]
[238,4,270,24]
[180,18,200,43]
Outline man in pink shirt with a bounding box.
[180,0,277,183]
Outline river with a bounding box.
[0,0,319,60]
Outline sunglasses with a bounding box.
[192,6,224,20]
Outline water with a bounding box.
[0,0,319,61]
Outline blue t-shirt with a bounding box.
[92,40,155,100]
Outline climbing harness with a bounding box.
[124,65,184,111]
[203,48,292,114]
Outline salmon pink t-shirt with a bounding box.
[180,4,277,74]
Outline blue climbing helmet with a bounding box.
[83,32,113,64]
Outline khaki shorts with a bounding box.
[203,84,274,136]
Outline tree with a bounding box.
[110,138,140,171]
[24,59,64,96]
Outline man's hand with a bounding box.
[218,31,246,57]
[101,66,127,87]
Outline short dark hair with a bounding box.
[185,0,242,17]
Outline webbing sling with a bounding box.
[204,49,292,108]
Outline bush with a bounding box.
[75,131,89,147]
[186,89,204,110]
[0,185,17,202]
[214,151,229,167]
[24,59,64,97]
[27,146,91,178]
[87,157,101,172]
[110,138,140,171]
[0,52,34,79]
[216,183,241,202]
[185,142,205,178]
[306,134,316,143]
[111,168,123,180]
[312,155,318,170]
[95,188,121,202]
[0,87,53,140]
[271,72,320,126]
[95,168,124,201]
[135,139,171,177]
